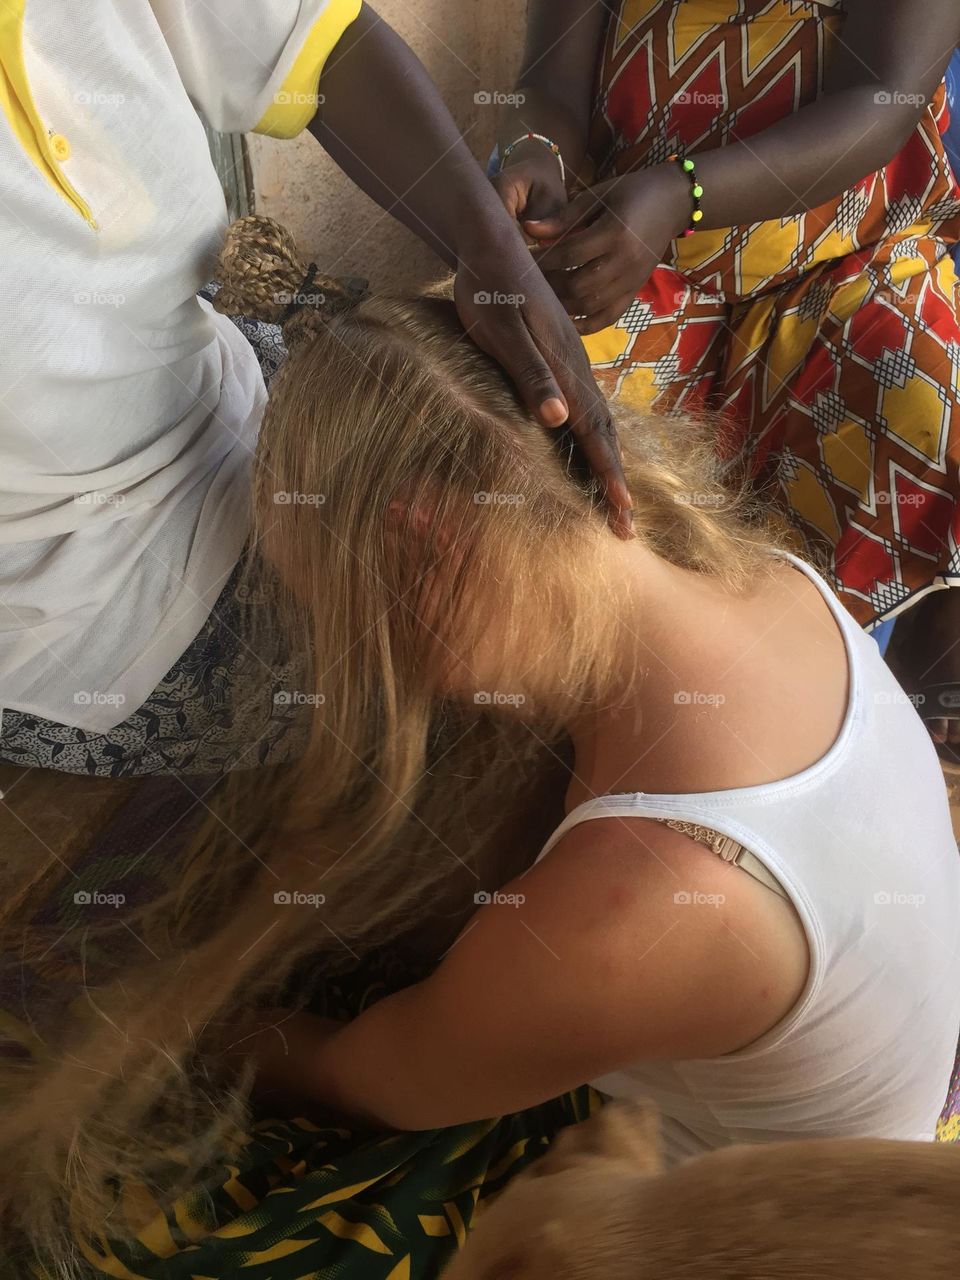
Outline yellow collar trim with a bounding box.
[0,0,96,227]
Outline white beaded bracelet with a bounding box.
[498,131,566,184]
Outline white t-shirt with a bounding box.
[0,0,361,731]
[536,556,960,1162]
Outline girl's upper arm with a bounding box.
[310,818,805,1129]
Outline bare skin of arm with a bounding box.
[248,821,807,1130]
[491,1,608,222]
[307,3,632,532]
[496,0,960,332]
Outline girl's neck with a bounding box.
[561,541,767,811]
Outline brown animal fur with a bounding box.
[443,1103,959,1280]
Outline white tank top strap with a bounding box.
[531,553,862,904]
[535,795,788,900]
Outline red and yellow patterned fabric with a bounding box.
[584,0,960,626]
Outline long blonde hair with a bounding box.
[0,217,781,1273]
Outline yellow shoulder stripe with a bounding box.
[255,0,363,139]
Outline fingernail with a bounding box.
[541,397,568,426]
[614,484,635,538]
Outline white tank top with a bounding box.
[535,555,960,1162]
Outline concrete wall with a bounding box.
[247,2,527,292]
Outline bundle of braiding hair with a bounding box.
[213,214,368,348]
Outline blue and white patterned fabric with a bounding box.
[945,50,960,270]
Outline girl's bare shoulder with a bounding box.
[511,815,809,1059]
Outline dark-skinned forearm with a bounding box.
[680,0,960,230]
[311,4,524,267]
[300,5,629,517]
[689,92,928,229]
[499,0,609,176]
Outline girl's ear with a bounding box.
[386,498,458,559]
[387,499,433,540]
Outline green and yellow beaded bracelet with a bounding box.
[668,153,704,236]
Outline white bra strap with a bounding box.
[536,798,787,900]
[664,819,787,900]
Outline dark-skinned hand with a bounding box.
[526,166,690,335]
[453,231,633,536]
